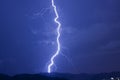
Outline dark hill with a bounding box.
[0,72,120,80]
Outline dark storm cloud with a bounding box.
[59,0,120,73]
[62,0,120,50]
[100,41,120,50]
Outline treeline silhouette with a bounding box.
[0,72,120,80]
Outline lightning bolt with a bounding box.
[47,0,61,73]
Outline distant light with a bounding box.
[111,77,114,80]
[116,77,120,80]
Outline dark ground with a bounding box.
[0,72,120,80]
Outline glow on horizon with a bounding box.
[47,0,61,73]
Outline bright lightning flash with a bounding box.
[47,0,61,73]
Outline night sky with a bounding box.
[0,0,120,75]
